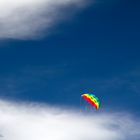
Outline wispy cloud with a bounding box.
[0,0,90,40]
[0,100,139,140]
[0,65,68,97]
[95,68,140,95]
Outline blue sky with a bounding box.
[0,0,140,139]
[0,0,139,113]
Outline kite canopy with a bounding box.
[81,93,100,110]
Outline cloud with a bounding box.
[0,100,139,140]
[0,0,90,40]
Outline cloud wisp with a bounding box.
[0,100,139,140]
[0,0,90,40]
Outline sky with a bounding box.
[0,0,140,140]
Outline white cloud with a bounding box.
[0,100,139,140]
[0,0,89,40]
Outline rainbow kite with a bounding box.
[81,93,100,110]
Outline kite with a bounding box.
[81,93,100,110]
